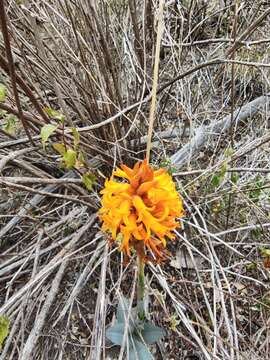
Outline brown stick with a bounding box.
[0,148,33,172]
[0,178,97,210]
[0,55,49,125]
[146,0,165,162]
[128,0,144,70]
[0,1,34,144]
[0,102,44,127]
[1,177,82,185]
[214,6,270,82]
[225,7,270,58]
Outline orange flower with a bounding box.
[99,160,184,262]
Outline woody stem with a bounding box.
[137,256,145,320]
[146,0,165,163]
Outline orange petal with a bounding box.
[120,164,133,177]
[114,168,130,179]
[137,180,156,195]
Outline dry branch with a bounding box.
[19,261,67,360]
[170,94,270,167]
[0,215,95,317]
[0,179,96,209]
[0,171,77,244]
[17,219,94,360]
[52,237,105,327]
[0,176,83,185]
[0,148,33,172]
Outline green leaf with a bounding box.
[251,228,261,238]
[211,175,220,188]
[53,143,66,156]
[82,173,96,191]
[78,151,85,164]
[44,107,65,122]
[115,297,136,333]
[0,84,6,102]
[246,262,257,270]
[128,338,153,360]
[117,297,131,324]
[169,315,180,331]
[159,158,176,175]
[220,162,227,178]
[63,149,77,169]
[116,233,124,245]
[106,322,125,346]
[41,124,58,147]
[75,151,86,168]
[3,115,17,135]
[140,322,166,344]
[231,173,239,184]
[0,316,9,349]
[72,127,80,148]
[260,248,270,257]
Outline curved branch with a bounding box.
[170,94,270,167]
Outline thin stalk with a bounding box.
[146,0,165,163]
[137,256,145,320]
[0,1,34,144]
[225,0,239,236]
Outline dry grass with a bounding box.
[0,0,270,359]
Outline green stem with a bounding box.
[137,256,145,320]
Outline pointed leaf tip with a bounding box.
[41,124,58,147]
[116,297,131,324]
[140,322,166,344]
[128,338,153,360]
[106,322,125,346]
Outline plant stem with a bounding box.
[146,0,165,163]
[137,256,145,320]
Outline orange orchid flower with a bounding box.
[99,160,184,262]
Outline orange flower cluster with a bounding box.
[99,160,184,262]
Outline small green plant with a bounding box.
[169,314,180,332]
[159,158,176,175]
[251,294,270,313]
[211,161,227,188]
[43,107,65,123]
[211,149,240,188]
[3,115,18,135]
[248,175,264,202]
[231,173,240,184]
[82,172,96,191]
[40,107,96,191]
[0,85,18,135]
[0,316,9,350]
[0,83,6,102]
[251,228,262,239]
[245,262,257,271]
[211,199,224,215]
[106,297,165,360]
[259,247,270,258]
